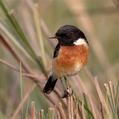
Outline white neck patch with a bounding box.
[73,38,87,47]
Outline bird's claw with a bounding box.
[62,89,73,98]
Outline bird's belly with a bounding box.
[53,60,82,77]
[52,45,88,77]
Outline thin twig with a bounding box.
[0,58,42,83]
[0,34,30,72]
[0,33,66,114]
[0,58,19,72]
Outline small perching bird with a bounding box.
[43,25,89,97]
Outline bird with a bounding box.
[43,25,89,97]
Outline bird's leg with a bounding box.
[61,76,73,98]
[61,77,68,98]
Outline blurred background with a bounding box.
[0,0,119,119]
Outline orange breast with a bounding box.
[53,45,88,77]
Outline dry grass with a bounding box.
[0,0,119,119]
[28,80,119,119]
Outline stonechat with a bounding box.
[43,25,89,97]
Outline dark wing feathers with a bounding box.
[53,43,60,58]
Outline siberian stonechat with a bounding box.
[43,25,89,97]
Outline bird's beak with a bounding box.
[48,36,57,39]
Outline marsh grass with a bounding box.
[29,80,119,119]
[0,0,119,119]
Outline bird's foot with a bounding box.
[62,89,73,98]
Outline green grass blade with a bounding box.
[83,93,94,119]
[35,57,48,77]
[20,62,23,119]
[33,4,47,69]
[73,92,94,119]
[0,0,36,58]
[0,22,34,62]
[25,99,30,119]
[0,0,48,76]
[48,108,54,119]
[115,80,119,106]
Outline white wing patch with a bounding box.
[73,38,87,47]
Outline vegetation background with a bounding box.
[0,0,119,119]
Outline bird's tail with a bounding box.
[43,75,57,94]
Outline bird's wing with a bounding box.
[53,43,60,58]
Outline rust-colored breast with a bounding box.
[53,45,88,77]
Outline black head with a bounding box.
[54,25,88,46]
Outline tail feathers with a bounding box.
[43,75,57,94]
